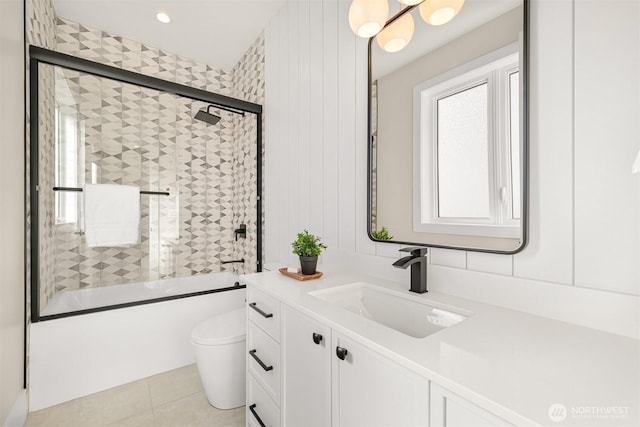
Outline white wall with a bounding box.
[264,0,639,339]
[573,0,640,295]
[265,0,375,267]
[0,0,26,424]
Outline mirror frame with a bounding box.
[367,0,530,254]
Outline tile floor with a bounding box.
[25,365,245,427]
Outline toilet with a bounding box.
[191,308,246,409]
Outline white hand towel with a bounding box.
[84,184,140,247]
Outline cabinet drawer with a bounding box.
[247,373,280,427]
[248,288,281,342]
[248,321,281,403]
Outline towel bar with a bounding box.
[52,186,170,196]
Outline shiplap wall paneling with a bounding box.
[321,0,340,252]
[309,0,325,243]
[573,0,640,295]
[512,0,574,285]
[336,0,357,253]
[265,6,289,266]
[263,7,275,265]
[287,0,301,267]
[298,1,311,236]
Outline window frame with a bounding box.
[412,44,521,238]
[54,100,82,225]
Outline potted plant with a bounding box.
[291,229,327,275]
[371,226,393,241]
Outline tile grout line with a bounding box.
[143,377,158,427]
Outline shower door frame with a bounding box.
[29,45,263,322]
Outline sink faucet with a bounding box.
[392,247,428,294]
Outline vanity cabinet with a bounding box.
[248,283,513,427]
[246,287,282,427]
[430,384,513,427]
[247,374,280,427]
[281,305,429,427]
[331,332,429,426]
[282,305,332,427]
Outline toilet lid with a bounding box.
[191,308,246,346]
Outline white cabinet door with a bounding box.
[332,332,429,427]
[282,306,332,427]
[430,384,513,427]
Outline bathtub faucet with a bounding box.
[221,259,245,265]
[392,247,428,294]
[234,224,247,241]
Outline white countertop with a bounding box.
[241,269,640,427]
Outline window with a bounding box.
[54,103,81,225]
[413,46,520,238]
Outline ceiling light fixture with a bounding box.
[349,0,389,38]
[419,0,465,26]
[350,0,466,51]
[376,10,415,53]
[156,11,171,24]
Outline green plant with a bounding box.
[291,229,327,257]
[371,226,393,241]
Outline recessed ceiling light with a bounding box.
[156,11,171,24]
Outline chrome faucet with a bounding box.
[392,247,428,294]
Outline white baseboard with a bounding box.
[3,390,27,427]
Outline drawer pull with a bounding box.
[249,404,266,427]
[249,302,273,318]
[336,346,348,361]
[312,332,323,345]
[249,349,274,372]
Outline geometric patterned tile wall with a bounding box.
[230,33,265,275]
[23,16,266,301]
[26,0,57,310]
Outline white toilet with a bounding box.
[191,308,246,409]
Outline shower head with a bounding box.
[194,105,221,126]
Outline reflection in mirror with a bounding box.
[369,0,528,253]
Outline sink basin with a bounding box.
[310,282,468,338]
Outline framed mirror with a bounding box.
[368,0,528,253]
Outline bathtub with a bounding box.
[29,272,246,411]
[40,272,242,317]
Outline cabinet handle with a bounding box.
[249,302,273,318]
[336,346,348,360]
[249,349,274,372]
[312,332,323,345]
[249,404,266,427]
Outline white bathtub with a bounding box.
[41,272,241,316]
[30,273,246,411]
